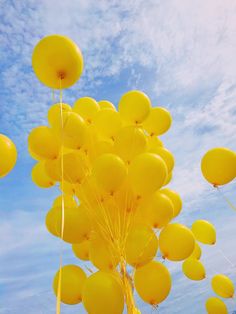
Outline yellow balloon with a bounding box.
[62,151,88,184]
[94,139,114,156]
[45,208,59,237]
[32,35,83,89]
[134,261,171,305]
[139,191,174,228]
[53,194,77,209]
[74,97,100,124]
[32,162,55,188]
[44,158,61,181]
[148,147,174,173]
[212,274,234,298]
[160,188,182,217]
[159,223,195,261]
[48,103,72,128]
[59,181,77,195]
[201,147,236,186]
[206,297,228,314]
[114,126,147,163]
[0,134,17,177]
[82,271,124,314]
[53,265,86,304]
[189,242,202,260]
[98,100,116,110]
[143,107,172,136]
[125,225,158,267]
[28,126,60,160]
[93,153,127,194]
[147,136,163,150]
[89,233,119,271]
[163,171,172,186]
[72,240,90,261]
[94,109,122,139]
[191,220,216,245]
[118,90,151,124]
[129,153,167,196]
[182,258,206,281]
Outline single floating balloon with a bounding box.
[201,147,236,186]
[118,90,151,124]
[82,271,124,314]
[211,274,234,298]
[32,35,83,89]
[159,223,195,261]
[191,220,216,245]
[0,134,17,177]
[134,261,171,305]
[205,297,228,314]
[53,265,86,304]
[143,107,172,136]
[182,258,206,281]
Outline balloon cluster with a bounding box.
[28,35,235,314]
[0,134,17,178]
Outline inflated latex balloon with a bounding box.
[59,181,77,195]
[191,220,216,245]
[48,103,72,128]
[0,134,17,177]
[212,274,234,298]
[32,162,55,188]
[118,90,151,124]
[99,100,116,110]
[28,126,60,160]
[53,265,86,304]
[53,194,77,209]
[44,158,61,181]
[159,223,195,261]
[201,147,236,186]
[149,147,174,173]
[114,126,147,163]
[163,172,172,186]
[82,271,124,314]
[94,109,122,139]
[32,35,83,89]
[72,240,90,261]
[129,153,167,196]
[182,258,206,281]
[125,225,158,267]
[189,242,202,260]
[53,205,91,243]
[45,208,59,237]
[147,136,163,151]
[89,233,119,271]
[205,297,228,314]
[134,261,171,305]
[95,139,114,156]
[93,153,127,193]
[139,191,174,228]
[62,151,88,184]
[74,97,100,124]
[160,188,182,218]
[143,107,172,136]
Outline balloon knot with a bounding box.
[213,183,218,188]
[58,70,66,79]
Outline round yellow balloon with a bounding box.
[159,223,195,261]
[147,136,163,151]
[118,90,151,124]
[62,151,88,184]
[149,147,174,173]
[53,194,77,209]
[32,35,83,89]
[94,109,122,139]
[82,271,124,314]
[48,103,72,128]
[139,191,174,228]
[206,297,228,314]
[44,158,61,181]
[212,274,234,298]
[0,134,17,177]
[191,220,216,245]
[53,265,86,304]
[93,153,127,194]
[189,242,202,259]
[32,162,55,188]
[134,261,171,305]
[28,126,60,160]
[129,153,167,196]
[143,107,172,136]
[201,147,236,186]
[160,188,182,217]
[74,97,100,124]
[72,240,90,261]
[125,225,158,267]
[182,258,206,281]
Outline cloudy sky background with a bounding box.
[0,0,236,313]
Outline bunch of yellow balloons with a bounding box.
[0,134,17,178]
[29,35,235,314]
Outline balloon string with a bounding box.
[56,79,65,314]
[215,186,236,211]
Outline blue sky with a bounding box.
[0,0,236,313]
